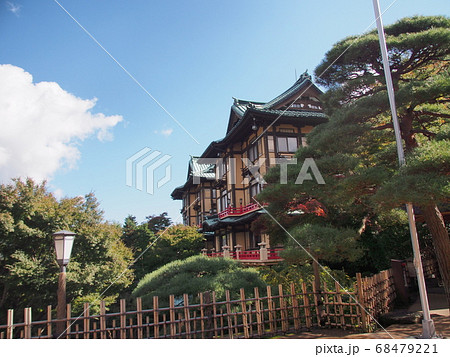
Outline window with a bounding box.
[278,128,295,133]
[268,136,275,152]
[277,136,298,153]
[248,144,258,162]
[247,138,263,162]
[250,182,262,198]
[219,190,230,211]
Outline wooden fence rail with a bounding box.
[0,269,395,339]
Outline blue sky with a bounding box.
[0,0,448,225]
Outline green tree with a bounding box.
[145,212,172,233]
[132,255,266,306]
[312,15,450,305]
[121,221,205,286]
[0,178,134,319]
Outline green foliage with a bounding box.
[132,255,266,306]
[145,212,172,233]
[122,221,205,287]
[257,263,354,293]
[283,224,363,264]
[374,140,450,207]
[259,16,449,275]
[0,178,134,320]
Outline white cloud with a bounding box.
[154,128,173,137]
[6,2,22,16]
[0,64,123,182]
[52,188,64,200]
[161,128,173,137]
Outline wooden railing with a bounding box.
[205,245,283,264]
[218,203,262,219]
[0,270,395,339]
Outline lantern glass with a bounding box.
[53,230,75,267]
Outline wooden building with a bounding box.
[171,72,327,263]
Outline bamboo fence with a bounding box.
[0,269,395,339]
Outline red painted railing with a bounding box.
[238,249,260,260]
[268,248,283,260]
[207,248,283,261]
[218,203,262,219]
[207,251,223,258]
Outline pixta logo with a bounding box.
[126,147,171,194]
[194,157,325,185]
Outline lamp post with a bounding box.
[53,230,76,338]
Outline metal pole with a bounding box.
[372,0,435,338]
[56,265,67,338]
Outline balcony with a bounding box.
[202,243,283,266]
[218,203,262,219]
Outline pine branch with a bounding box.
[371,123,394,130]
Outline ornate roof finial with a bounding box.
[298,70,311,81]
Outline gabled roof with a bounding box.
[171,156,215,200]
[171,72,328,199]
[190,156,215,180]
[226,71,325,134]
[261,71,321,109]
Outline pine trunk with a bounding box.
[421,204,450,307]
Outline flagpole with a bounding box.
[372,0,435,338]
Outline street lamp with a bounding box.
[53,230,76,337]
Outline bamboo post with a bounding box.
[83,302,90,339]
[278,284,288,333]
[239,288,250,338]
[323,282,331,327]
[162,314,167,337]
[254,287,263,337]
[356,273,367,331]
[199,292,205,339]
[183,294,191,338]
[301,282,311,329]
[24,307,32,339]
[383,270,389,313]
[93,322,97,339]
[120,299,126,339]
[335,281,345,329]
[75,324,79,339]
[169,295,176,338]
[212,291,218,338]
[153,296,159,339]
[46,305,52,338]
[266,286,275,334]
[233,310,238,335]
[66,303,71,339]
[6,309,13,339]
[225,290,233,338]
[145,316,150,338]
[136,297,143,339]
[290,283,300,330]
[177,313,183,337]
[100,301,107,339]
[192,311,197,338]
[203,291,214,338]
[219,308,224,338]
[312,280,322,326]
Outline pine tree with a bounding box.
[309,15,450,304]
